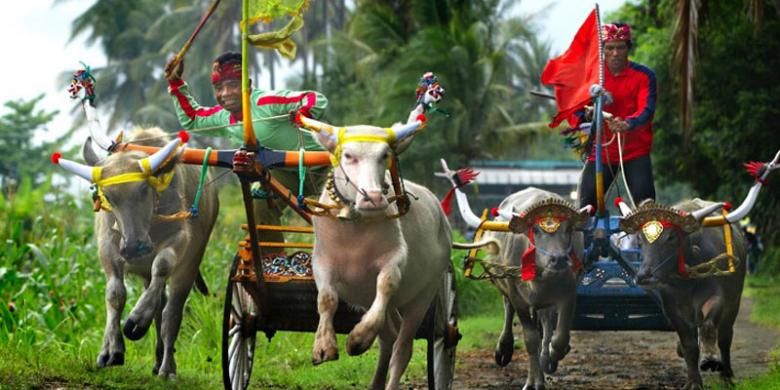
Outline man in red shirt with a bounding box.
[575,23,657,209]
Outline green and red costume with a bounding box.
[168,79,327,151]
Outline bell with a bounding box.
[337,207,356,221]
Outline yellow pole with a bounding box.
[241,0,257,149]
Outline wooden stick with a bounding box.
[165,0,222,78]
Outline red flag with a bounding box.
[541,10,600,128]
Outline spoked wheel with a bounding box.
[222,254,259,390]
[426,263,459,389]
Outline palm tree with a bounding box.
[671,0,773,144]
[314,0,555,183]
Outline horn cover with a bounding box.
[510,198,587,234]
[619,202,700,234]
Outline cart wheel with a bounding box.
[426,264,458,389]
[222,254,258,390]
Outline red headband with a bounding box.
[601,23,631,42]
[211,61,242,85]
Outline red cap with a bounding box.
[614,196,624,207]
[601,23,632,42]
[723,201,733,211]
[51,152,62,164]
[416,114,427,124]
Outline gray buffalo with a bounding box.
[54,127,219,378]
[446,173,589,389]
[618,149,778,389]
[296,106,452,389]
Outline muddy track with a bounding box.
[438,298,778,389]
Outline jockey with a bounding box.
[165,52,328,244]
[574,23,657,209]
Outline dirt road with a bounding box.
[445,298,778,389]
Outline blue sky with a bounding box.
[1,1,629,137]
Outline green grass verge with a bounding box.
[708,274,780,389]
[0,178,508,389]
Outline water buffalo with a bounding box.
[618,149,778,389]
[53,127,219,378]
[444,169,589,389]
[294,108,452,389]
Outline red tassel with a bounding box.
[521,247,537,281]
[441,188,455,216]
[51,152,62,164]
[676,231,689,278]
[178,130,190,143]
[569,251,583,273]
[521,227,536,281]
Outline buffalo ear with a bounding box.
[82,137,103,166]
[484,241,500,255]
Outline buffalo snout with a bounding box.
[120,238,153,260]
[357,190,389,211]
[548,254,570,270]
[634,269,658,286]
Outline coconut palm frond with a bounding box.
[672,0,700,145]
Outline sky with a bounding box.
[0,0,629,141]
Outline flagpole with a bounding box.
[241,0,257,150]
[594,3,606,216]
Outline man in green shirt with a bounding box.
[165,52,328,244]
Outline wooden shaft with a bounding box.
[241,224,314,233]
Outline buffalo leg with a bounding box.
[666,307,703,390]
[348,262,402,356]
[312,269,339,364]
[516,305,545,390]
[152,290,167,375]
[717,310,739,380]
[97,259,126,368]
[386,287,435,390]
[370,309,400,390]
[124,248,175,342]
[495,296,515,367]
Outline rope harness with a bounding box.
[296,126,415,222]
[649,210,738,279]
[91,146,212,223]
[463,209,584,282]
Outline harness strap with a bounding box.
[189,147,212,217]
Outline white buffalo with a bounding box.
[295,108,452,389]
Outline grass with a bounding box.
[6,176,779,389]
[0,178,506,389]
[706,273,780,390]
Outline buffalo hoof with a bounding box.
[312,349,339,365]
[541,353,558,374]
[312,344,339,365]
[494,349,512,367]
[494,341,513,367]
[683,381,704,390]
[346,332,374,356]
[96,351,125,368]
[123,318,150,341]
[700,357,724,372]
